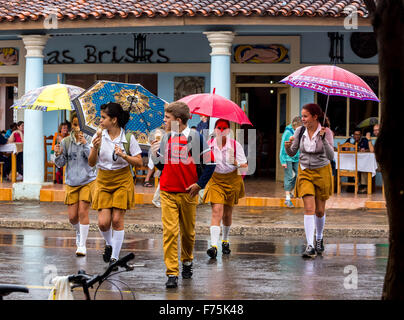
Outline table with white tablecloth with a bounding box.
[0,143,19,183]
[334,151,378,194]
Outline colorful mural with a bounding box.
[233,44,289,63]
[0,48,18,66]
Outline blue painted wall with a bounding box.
[158,72,211,128]
[43,32,378,65]
[301,32,378,64]
[44,34,211,64]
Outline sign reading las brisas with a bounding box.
[45,45,170,64]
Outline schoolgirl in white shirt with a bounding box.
[88,102,143,268]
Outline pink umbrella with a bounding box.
[178,89,252,126]
[281,65,380,124]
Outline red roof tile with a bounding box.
[0,0,369,23]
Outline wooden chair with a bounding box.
[0,161,3,183]
[44,135,56,183]
[134,165,159,187]
[337,142,358,194]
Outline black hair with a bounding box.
[100,102,130,129]
[17,121,24,127]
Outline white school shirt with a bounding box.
[300,122,321,171]
[90,128,142,171]
[209,137,247,174]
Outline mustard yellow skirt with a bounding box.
[65,180,96,205]
[92,166,135,210]
[203,170,245,207]
[296,163,333,201]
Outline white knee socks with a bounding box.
[99,228,113,246]
[111,230,125,260]
[210,226,221,247]
[72,222,80,234]
[315,214,326,240]
[222,225,231,242]
[304,215,315,247]
[79,224,89,248]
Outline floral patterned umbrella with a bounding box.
[280,65,380,125]
[72,80,166,144]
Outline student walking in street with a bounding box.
[203,119,248,259]
[151,101,216,289]
[280,116,302,208]
[88,102,143,268]
[285,103,334,258]
[54,114,96,256]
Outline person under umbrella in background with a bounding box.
[203,119,248,259]
[280,116,302,208]
[285,103,334,259]
[54,114,96,256]
[88,102,143,269]
[196,115,209,140]
[52,122,70,184]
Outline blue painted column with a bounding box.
[14,35,48,200]
[203,32,235,131]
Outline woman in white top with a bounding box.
[203,119,248,259]
[88,102,143,268]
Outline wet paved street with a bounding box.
[0,202,389,238]
[0,228,388,300]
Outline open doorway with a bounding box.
[239,86,279,179]
[0,76,18,133]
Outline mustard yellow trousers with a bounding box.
[160,191,198,276]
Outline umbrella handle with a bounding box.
[323,94,330,126]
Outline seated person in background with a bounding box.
[0,133,11,180]
[7,121,24,181]
[345,128,369,152]
[345,128,370,194]
[4,123,17,139]
[7,121,24,143]
[52,122,70,184]
[367,124,379,153]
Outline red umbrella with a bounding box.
[281,65,380,124]
[178,89,252,126]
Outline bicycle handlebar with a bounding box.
[69,252,135,289]
[0,284,29,299]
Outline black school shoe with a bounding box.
[182,262,193,279]
[166,275,178,288]
[315,238,325,255]
[206,246,218,259]
[103,245,112,263]
[302,245,317,258]
[222,241,231,255]
[109,258,118,271]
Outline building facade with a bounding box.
[0,0,380,198]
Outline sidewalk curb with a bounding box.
[0,219,389,238]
